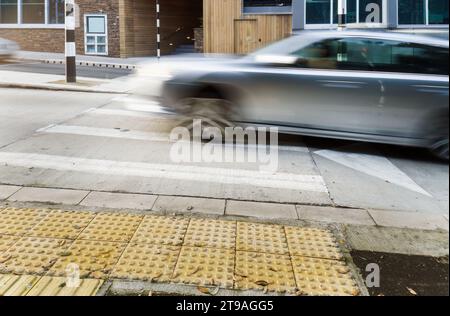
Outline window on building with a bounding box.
[0,0,18,24]
[399,0,449,25]
[306,0,384,26]
[85,15,108,55]
[243,0,292,13]
[48,0,64,24]
[22,0,45,24]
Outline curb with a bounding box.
[42,59,137,70]
[0,82,128,94]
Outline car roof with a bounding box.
[293,30,449,48]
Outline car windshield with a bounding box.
[249,35,304,57]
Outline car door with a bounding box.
[240,37,384,136]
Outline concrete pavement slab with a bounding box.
[345,225,449,257]
[80,191,157,210]
[369,210,449,231]
[296,205,375,226]
[226,200,297,219]
[8,187,89,205]
[0,185,21,200]
[152,196,225,215]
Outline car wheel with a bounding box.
[175,97,235,138]
[430,116,449,161]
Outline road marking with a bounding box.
[89,108,167,118]
[314,149,432,197]
[0,152,328,192]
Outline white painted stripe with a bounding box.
[89,108,166,118]
[0,152,328,192]
[65,16,75,30]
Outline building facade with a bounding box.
[0,0,448,58]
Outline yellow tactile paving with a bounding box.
[26,276,104,296]
[0,237,71,275]
[0,274,40,296]
[237,222,289,255]
[285,227,343,261]
[131,215,189,246]
[0,208,49,236]
[49,240,127,279]
[184,219,236,249]
[78,213,144,243]
[235,251,297,293]
[0,234,19,253]
[292,256,360,296]
[0,207,360,296]
[172,246,235,288]
[112,243,180,282]
[27,210,95,239]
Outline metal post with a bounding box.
[337,0,347,30]
[65,0,76,83]
[156,0,161,60]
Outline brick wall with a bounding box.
[0,29,65,54]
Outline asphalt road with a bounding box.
[0,87,448,216]
[0,61,133,79]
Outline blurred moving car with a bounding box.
[159,31,449,160]
[0,38,19,63]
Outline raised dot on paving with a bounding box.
[131,215,189,246]
[292,256,360,296]
[27,210,95,240]
[0,235,19,253]
[235,251,297,293]
[78,213,144,243]
[285,226,343,261]
[184,219,236,249]
[0,237,72,275]
[112,243,180,282]
[0,208,49,236]
[237,222,289,255]
[49,240,127,279]
[172,246,235,289]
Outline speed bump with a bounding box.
[237,222,289,255]
[184,219,236,249]
[292,256,360,296]
[78,213,143,243]
[0,208,48,236]
[0,237,71,275]
[235,251,297,293]
[172,246,235,288]
[112,243,180,282]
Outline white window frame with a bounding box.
[0,0,65,29]
[397,0,449,28]
[304,0,388,29]
[84,14,108,56]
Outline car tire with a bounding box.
[430,115,449,161]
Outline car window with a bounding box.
[291,37,449,75]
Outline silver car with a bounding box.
[160,31,449,160]
[0,38,19,63]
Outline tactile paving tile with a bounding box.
[26,276,104,296]
[237,222,289,255]
[78,213,143,242]
[292,256,360,296]
[131,215,189,246]
[0,235,19,253]
[27,210,95,239]
[285,227,343,261]
[0,274,41,296]
[0,237,71,275]
[235,251,297,293]
[112,243,180,282]
[49,240,126,279]
[184,219,236,249]
[0,208,49,236]
[172,246,235,288]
